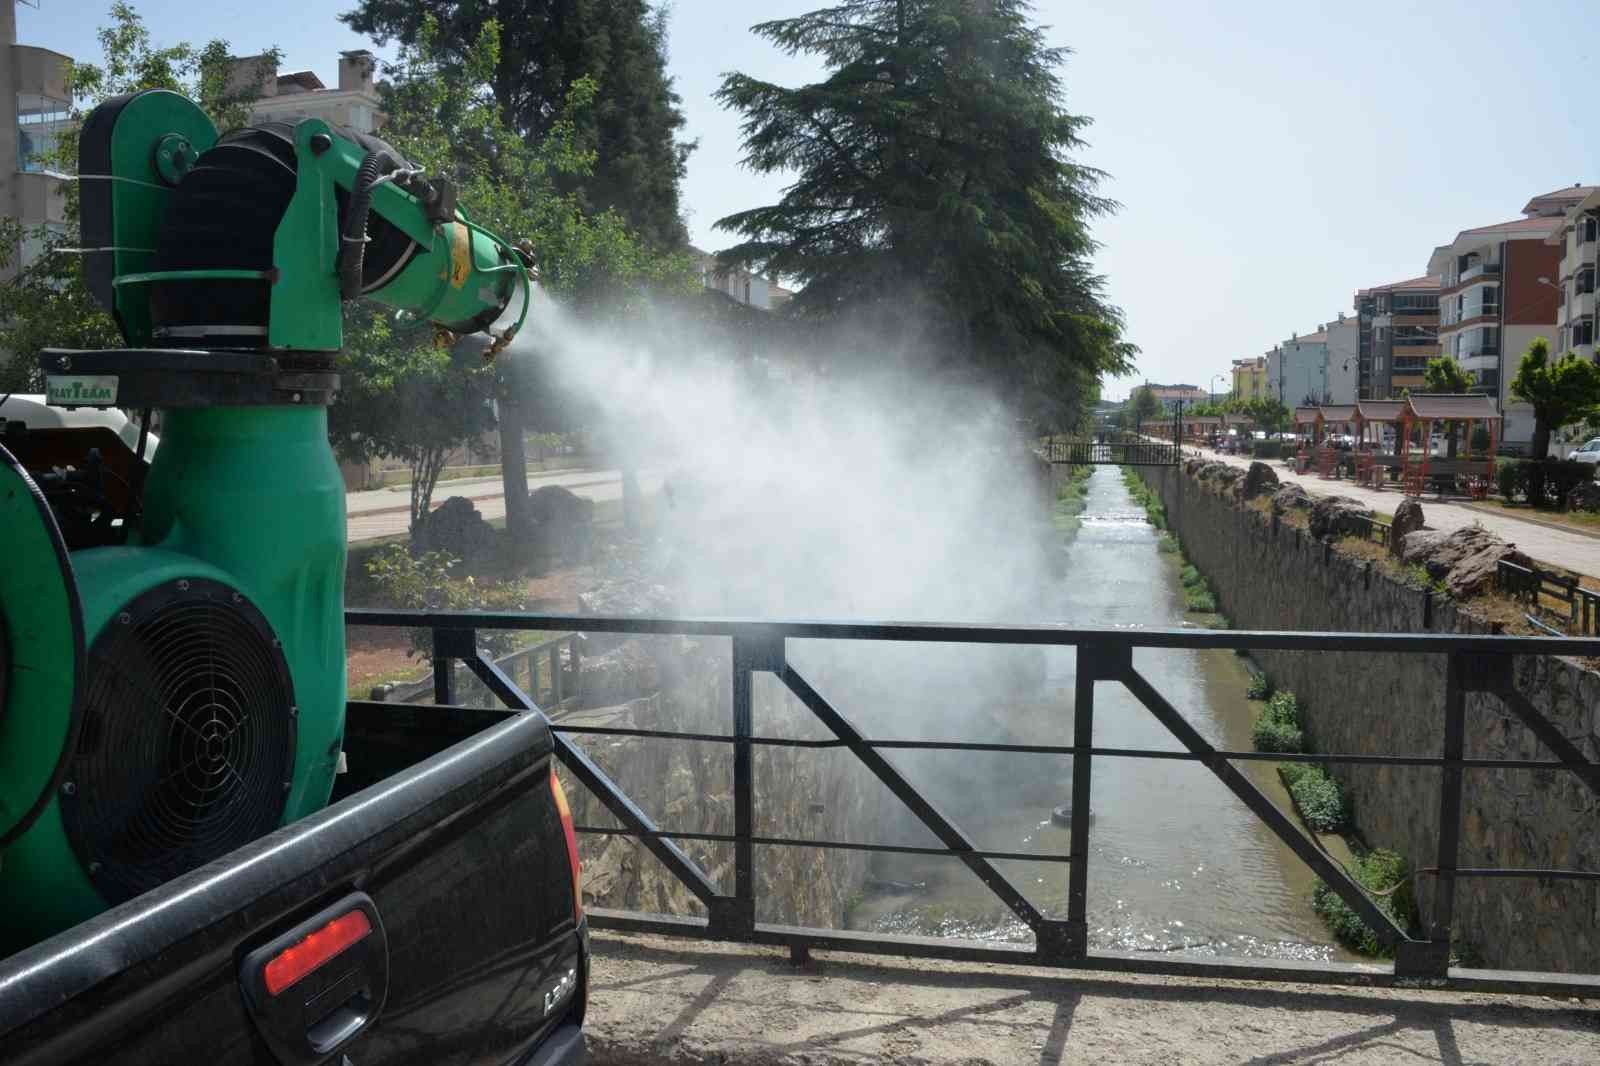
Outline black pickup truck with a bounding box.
[0,697,588,1066]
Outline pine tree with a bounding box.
[341,0,693,250]
[714,0,1134,428]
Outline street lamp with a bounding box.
[1211,373,1226,404]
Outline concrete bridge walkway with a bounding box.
[1187,446,1600,581]
[584,931,1597,1065]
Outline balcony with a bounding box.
[1459,262,1501,284]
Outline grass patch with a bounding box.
[1185,587,1218,613]
[1312,848,1416,957]
[1279,764,1348,832]
[1156,534,1181,554]
[1252,691,1304,753]
[1246,672,1272,700]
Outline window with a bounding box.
[1575,319,1596,347]
[1583,216,1599,244]
[1476,369,1499,393]
[1578,269,1595,296]
[17,92,71,173]
[1478,285,1499,315]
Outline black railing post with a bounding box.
[431,627,476,705]
[1428,652,1466,975]
[720,635,783,940]
[1065,643,1101,959]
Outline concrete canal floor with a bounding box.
[584,930,1599,1065]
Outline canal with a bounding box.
[848,465,1348,962]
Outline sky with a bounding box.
[18,1,1598,401]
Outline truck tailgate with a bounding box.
[0,705,586,1065]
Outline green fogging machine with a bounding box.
[0,90,531,954]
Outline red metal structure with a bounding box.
[1398,393,1502,498]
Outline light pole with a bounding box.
[1211,374,1226,406]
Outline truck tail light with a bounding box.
[262,908,373,996]
[550,769,582,921]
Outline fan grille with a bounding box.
[60,578,295,904]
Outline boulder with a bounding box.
[411,495,497,563]
[1308,495,1373,540]
[1570,480,1600,513]
[1388,499,1426,557]
[1242,461,1280,500]
[529,484,595,563]
[1271,483,1312,514]
[1398,525,1533,598]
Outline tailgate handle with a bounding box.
[240,892,390,1066]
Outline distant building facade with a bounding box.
[1354,275,1440,399]
[1426,185,1585,444]
[0,0,72,278]
[1550,187,1599,361]
[1231,355,1267,400]
[229,50,385,135]
[1143,384,1206,412]
[690,246,794,311]
[1269,329,1330,406]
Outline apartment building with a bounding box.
[691,246,795,310]
[1268,324,1349,406]
[1426,185,1585,444]
[1144,383,1207,412]
[1231,355,1267,400]
[0,0,71,278]
[1550,187,1599,360]
[1353,275,1440,398]
[229,50,385,135]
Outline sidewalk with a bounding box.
[345,467,662,544]
[1189,445,1600,580]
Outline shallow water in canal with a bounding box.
[844,466,1351,962]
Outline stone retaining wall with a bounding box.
[1138,464,1599,972]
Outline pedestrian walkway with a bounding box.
[1190,446,1600,580]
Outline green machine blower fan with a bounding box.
[0,89,531,954]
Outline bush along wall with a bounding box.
[1245,674,1417,956]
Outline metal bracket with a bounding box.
[1461,654,1513,693]
[733,633,785,674]
[1393,939,1451,981]
[1036,919,1084,963]
[432,627,477,661]
[1078,641,1131,681]
[707,896,756,941]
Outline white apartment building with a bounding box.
[690,246,794,311]
[1323,313,1359,405]
[1549,187,1599,360]
[229,50,385,135]
[1268,316,1357,406]
[0,0,71,278]
[1426,186,1586,445]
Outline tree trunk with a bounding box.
[498,391,532,561]
[411,446,448,540]
[1532,418,1552,461]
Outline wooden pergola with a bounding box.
[1352,399,1407,488]
[1398,393,1502,497]
[1292,405,1360,477]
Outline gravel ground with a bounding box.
[586,931,1599,1065]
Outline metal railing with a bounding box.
[1345,513,1394,548]
[346,607,1600,998]
[1498,559,1600,636]
[1043,439,1179,466]
[370,631,583,708]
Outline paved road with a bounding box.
[345,466,663,544]
[1188,445,1600,579]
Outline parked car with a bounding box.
[1570,438,1600,466]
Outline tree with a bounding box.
[1422,356,1474,457]
[713,0,1134,423]
[1509,337,1600,460]
[1132,386,1162,427]
[341,0,694,250]
[1244,397,1290,437]
[0,3,277,393]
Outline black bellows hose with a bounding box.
[339,150,385,300]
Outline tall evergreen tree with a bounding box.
[341,0,693,250]
[714,0,1134,428]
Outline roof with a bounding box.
[1457,216,1563,237]
[1357,399,1406,422]
[1404,393,1502,421]
[1319,405,1359,423]
[1289,329,1329,345]
[1521,185,1598,214]
[1293,406,1323,425]
[1355,275,1441,297]
[276,70,327,92]
[1223,412,1253,426]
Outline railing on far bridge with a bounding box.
[347,607,1600,999]
[1043,439,1179,466]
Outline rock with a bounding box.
[1308,495,1373,539]
[1242,461,1279,500]
[1271,483,1311,514]
[529,484,595,563]
[1570,480,1600,513]
[411,495,497,563]
[1389,499,1426,556]
[1397,525,1533,598]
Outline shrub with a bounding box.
[1180,564,1204,588]
[1265,691,1300,725]
[1253,717,1304,753]
[1495,459,1524,502]
[1277,760,1312,788]
[1185,587,1218,613]
[1289,769,1347,832]
[1253,439,1284,459]
[1156,534,1181,554]
[1470,425,1491,453]
[1312,848,1415,957]
[1246,672,1273,700]
[366,545,527,660]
